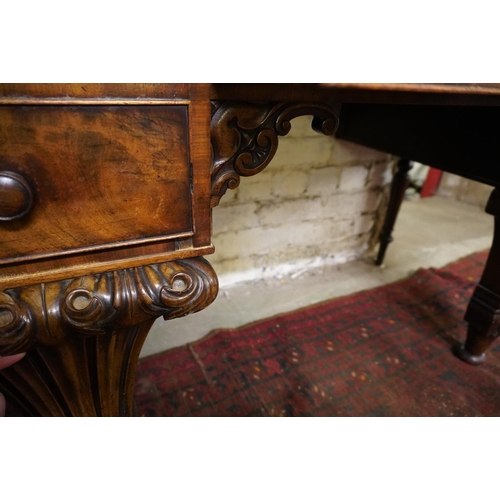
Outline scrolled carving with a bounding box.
[0,290,33,355]
[0,257,218,354]
[62,278,115,335]
[135,259,218,320]
[61,258,218,334]
[0,258,218,416]
[210,101,340,206]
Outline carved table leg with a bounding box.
[0,322,154,416]
[0,257,218,416]
[375,158,413,266]
[455,187,500,365]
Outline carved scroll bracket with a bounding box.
[0,257,218,356]
[210,101,340,207]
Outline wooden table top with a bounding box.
[2,83,500,106]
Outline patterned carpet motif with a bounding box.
[135,251,500,416]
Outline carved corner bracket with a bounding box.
[0,257,218,356]
[210,101,340,207]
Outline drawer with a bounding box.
[0,105,194,264]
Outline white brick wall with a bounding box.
[437,172,493,209]
[207,116,393,287]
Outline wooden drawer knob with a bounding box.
[0,171,34,221]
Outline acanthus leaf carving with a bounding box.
[0,257,218,355]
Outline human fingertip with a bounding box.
[0,352,26,370]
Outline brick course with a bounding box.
[207,116,393,284]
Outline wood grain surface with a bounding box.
[0,105,193,263]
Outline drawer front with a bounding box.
[0,105,193,264]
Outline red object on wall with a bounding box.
[420,167,443,198]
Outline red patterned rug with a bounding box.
[135,250,500,417]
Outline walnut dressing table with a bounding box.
[1,83,500,416]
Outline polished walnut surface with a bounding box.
[0,105,193,261]
[0,84,213,289]
[1,83,500,415]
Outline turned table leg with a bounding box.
[455,187,500,365]
[0,257,218,416]
[376,159,413,266]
